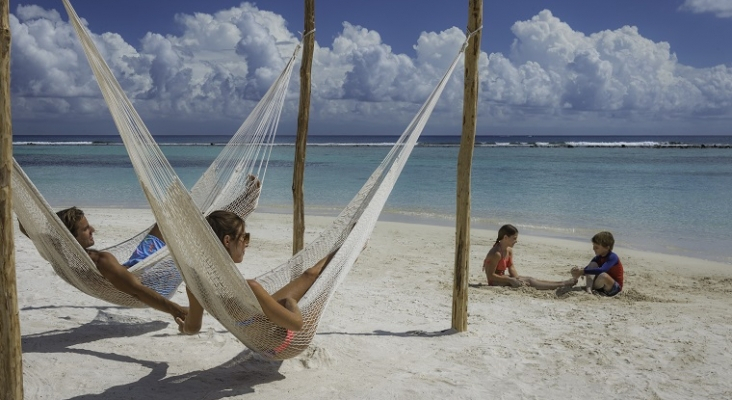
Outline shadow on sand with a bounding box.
[22,308,285,400]
[319,328,458,338]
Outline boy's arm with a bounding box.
[583,252,619,275]
[94,251,187,319]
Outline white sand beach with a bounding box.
[12,208,732,399]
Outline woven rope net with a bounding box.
[10,0,299,307]
[55,0,470,359]
[112,39,470,359]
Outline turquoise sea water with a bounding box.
[12,134,732,264]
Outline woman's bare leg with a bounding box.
[271,250,337,302]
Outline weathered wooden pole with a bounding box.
[0,0,24,397]
[292,0,315,254]
[452,0,482,332]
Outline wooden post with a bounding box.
[452,0,482,332]
[292,0,315,254]
[0,0,24,397]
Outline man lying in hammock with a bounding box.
[20,207,188,322]
[175,210,337,334]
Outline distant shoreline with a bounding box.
[13,136,732,149]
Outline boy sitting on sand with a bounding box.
[572,231,624,296]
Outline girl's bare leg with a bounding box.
[520,276,577,290]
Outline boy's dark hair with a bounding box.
[592,231,615,251]
[56,207,85,236]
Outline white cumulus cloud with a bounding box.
[480,10,732,127]
[9,4,732,135]
[679,0,732,18]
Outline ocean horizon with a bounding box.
[12,133,732,148]
[12,134,732,265]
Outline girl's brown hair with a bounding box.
[495,224,518,245]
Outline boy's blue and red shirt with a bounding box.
[584,251,624,289]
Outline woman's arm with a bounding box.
[176,287,204,334]
[248,279,303,331]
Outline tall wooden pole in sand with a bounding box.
[292,0,315,254]
[0,0,24,397]
[452,0,482,332]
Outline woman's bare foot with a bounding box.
[175,316,201,335]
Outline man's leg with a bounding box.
[148,224,164,241]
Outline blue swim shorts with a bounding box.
[597,281,622,297]
[122,234,166,268]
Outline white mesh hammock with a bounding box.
[10,0,300,307]
[116,31,474,358]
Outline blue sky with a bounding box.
[8,0,732,136]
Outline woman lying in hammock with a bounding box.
[176,210,336,334]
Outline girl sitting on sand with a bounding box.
[483,224,577,290]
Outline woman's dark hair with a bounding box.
[205,210,245,243]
